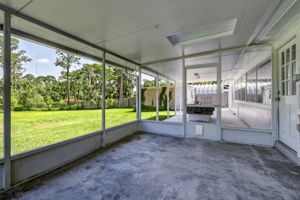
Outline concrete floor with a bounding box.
[5,133,300,200]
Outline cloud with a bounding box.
[37,58,50,64]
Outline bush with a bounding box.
[105,98,117,108]
[13,106,24,111]
[71,104,83,110]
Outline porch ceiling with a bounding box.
[0,0,287,81]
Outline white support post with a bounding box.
[3,11,11,190]
[167,79,170,119]
[174,81,177,116]
[156,75,159,121]
[101,52,106,141]
[271,45,279,142]
[136,75,139,120]
[216,53,222,141]
[182,50,187,137]
[138,66,142,120]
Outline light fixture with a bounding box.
[194,73,200,79]
[167,18,237,47]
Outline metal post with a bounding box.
[182,50,187,137]
[136,67,141,120]
[101,52,106,139]
[167,79,170,118]
[174,81,177,116]
[3,11,11,190]
[156,75,159,121]
[216,53,222,141]
[271,46,279,142]
[255,66,258,102]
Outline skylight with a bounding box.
[166,18,237,46]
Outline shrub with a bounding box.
[105,98,117,108]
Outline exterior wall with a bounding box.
[140,120,183,137]
[139,120,274,146]
[143,87,175,109]
[175,85,182,112]
[222,127,273,146]
[0,121,139,187]
[195,93,228,107]
[231,101,272,130]
[186,86,195,104]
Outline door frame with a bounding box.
[183,56,222,140]
[273,19,300,156]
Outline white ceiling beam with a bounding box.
[142,43,271,66]
[185,62,219,69]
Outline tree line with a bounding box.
[0,36,136,111]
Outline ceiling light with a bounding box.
[194,73,200,79]
[167,18,237,47]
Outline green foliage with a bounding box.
[45,95,53,110]
[141,88,146,106]
[105,98,117,108]
[2,109,144,155]
[0,37,138,111]
[0,36,32,90]
[143,79,156,87]
[55,50,81,105]
[158,87,172,110]
[159,87,167,109]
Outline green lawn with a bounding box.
[0,108,174,155]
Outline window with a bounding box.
[141,73,156,120]
[10,38,103,155]
[158,79,168,121]
[235,59,272,104]
[257,61,272,104]
[235,76,246,101]
[241,75,246,101]
[291,44,297,95]
[281,44,296,96]
[246,68,257,102]
[105,66,137,128]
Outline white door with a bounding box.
[278,38,299,153]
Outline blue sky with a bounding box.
[15,36,154,83]
[18,37,97,78]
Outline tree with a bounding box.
[0,36,32,91]
[143,79,155,87]
[55,50,80,105]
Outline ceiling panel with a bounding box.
[0,0,30,10]
[0,0,275,81]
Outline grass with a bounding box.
[0,108,174,155]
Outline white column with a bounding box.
[167,79,170,118]
[182,51,187,137]
[3,11,11,190]
[216,53,222,141]
[101,51,106,142]
[174,81,177,116]
[137,67,141,120]
[156,74,159,121]
[271,45,279,143]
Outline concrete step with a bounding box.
[275,141,300,166]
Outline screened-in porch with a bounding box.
[0,0,299,199]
